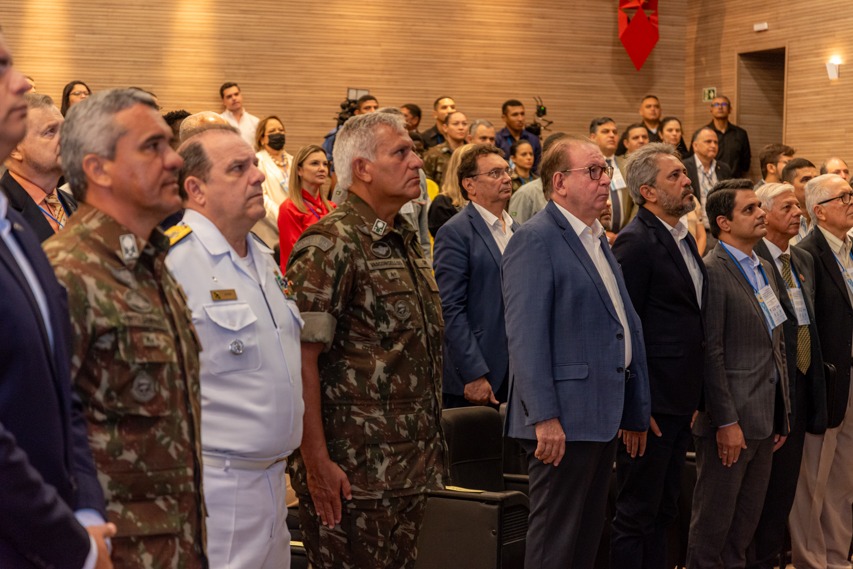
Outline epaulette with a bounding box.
[165,224,192,247]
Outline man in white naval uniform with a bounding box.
[166,123,304,568]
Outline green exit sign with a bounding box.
[702,87,717,102]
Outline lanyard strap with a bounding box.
[721,243,768,292]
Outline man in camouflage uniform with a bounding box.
[287,111,446,569]
[43,89,207,568]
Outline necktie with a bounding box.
[780,253,811,374]
[43,191,67,230]
[607,159,621,232]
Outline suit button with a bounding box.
[616,333,624,340]
[617,367,624,374]
[769,377,776,384]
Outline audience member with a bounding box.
[591,117,635,233]
[686,126,732,239]
[278,144,335,267]
[747,182,826,569]
[253,114,293,249]
[621,122,651,156]
[757,143,795,186]
[496,98,542,171]
[287,111,446,568]
[507,131,567,223]
[639,95,663,142]
[60,79,90,116]
[509,139,537,192]
[219,81,259,146]
[1,93,77,241]
[611,143,706,569]
[781,157,818,242]
[687,179,789,569]
[322,93,378,179]
[0,33,115,569]
[707,95,752,178]
[401,103,421,132]
[43,88,207,566]
[422,95,456,148]
[423,110,468,186]
[163,109,190,149]
[660,116,690,157]
[428,143,475,236]
[790,173,853,569]
[502,136,650,569]
[167,124,303,569]
[820,156,850,181]
[466,118,496,145]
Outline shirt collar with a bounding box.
[471,201,512,230]
[693,153,716,172]
[657,215,688,241]
[762,237,786,261]
[553,201,605,240]
[720,240,760,268]
[818,225,851,257]
[8,171,53,206]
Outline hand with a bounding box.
[534,418,566,466]
[305,457,352,527]
[716,423,747,467]
[87,523,117,569]
[618,429,648,458]
[463,377,498,406]
[773,434,787,453]
[649,416,662,437]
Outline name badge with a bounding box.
[755,284,787,331]
[787,287,811,325]
[210,289,238,301]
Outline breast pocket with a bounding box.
[113,327,178,417]
[200,302,262,373]
[372,270,422,336]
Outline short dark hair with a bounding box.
[690,126,717,145]
[433,96,454,109]
[706,178,755,238]
[442,110,465,126]
[60,80,91,116]
[589,117,616,135]
[781,158,816,183]
[659,116,682,132]
[409,131,425,145]
[356,94,378,109]
[759,144,796,178]
[401,103,421,120]
[713,94,732,105]
[501,99,524,115]
[641,94,660,103]
[163,109,191,128]
[457,144,504,199]
[509,138,533,158]
[177,125,240,199]
[219,82,239,99]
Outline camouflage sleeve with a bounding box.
[286,228,355,351]
[49,261,93,381]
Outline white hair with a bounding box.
[755,182,795,212]
[332,111,408,191]
[805,174,846,219]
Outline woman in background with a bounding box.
[660,116,690,158]
[509,139,538,192]
[428,144,478,237]
[60,80,91,116]
[253,116,294,249]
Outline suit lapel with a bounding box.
[715,245,771,337]
[467,204,503,267]
[811,230,852,307]
[643,209,700,308]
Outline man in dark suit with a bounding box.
[589,117,636,235]
[747,183,827,568]
[434,144,519,408]
[0,33,114,568]
[687,179,789,568]
[1,92,76,242]
[611,143,707,569]
[790,173,853,569]
[502,136,650,569]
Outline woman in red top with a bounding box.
[278,144,335,270]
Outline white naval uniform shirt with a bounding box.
[166,210,304,459]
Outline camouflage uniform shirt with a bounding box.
[287,193,447,500]
[43,203,207,569]
[422,142,453,187]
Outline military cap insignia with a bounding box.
[210,289,238,301]
[165,224,193,247]
[119,234,140,263]
[371,242,392,259]
[371,219,388,236]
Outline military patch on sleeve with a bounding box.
[292,234,334,255]
[165,224,192,247]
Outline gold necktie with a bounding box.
[43,191,67,230]
[780,253,811,374]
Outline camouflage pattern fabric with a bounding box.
[422,142,453,186]
[43,203,207,569]
[286,192,447,504]
[297,493,427,569]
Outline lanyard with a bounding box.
[38,204,65,229]
[304,200,324,221]
[721,243,768,292]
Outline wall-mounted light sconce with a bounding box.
[827,55,842,80]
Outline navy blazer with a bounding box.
[0,205,104,567]
[434,202,519,397]
[612,206,707,415]
[502,201,650,441]
[0,170,77,243]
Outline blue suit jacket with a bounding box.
[0,207,104,567]
[434,202,520,396]
[502,201,650,441]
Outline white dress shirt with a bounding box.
[220,109,260,147]
[471,201,515,253]
[694,154,719,228]
[659,216,704,307]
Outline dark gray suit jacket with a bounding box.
[694,243,790,440]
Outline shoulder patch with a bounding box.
[292,234,334,255]
[165,224,192,247]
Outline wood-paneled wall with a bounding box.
[1,0,686,152]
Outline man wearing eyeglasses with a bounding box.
[790,174,853,569]
[434,144,518,409]
[707,95,752,178]
[502,136,650,569]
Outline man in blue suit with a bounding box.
[502,136,651,569]
[0,33,114,568]
[434,144,519,408]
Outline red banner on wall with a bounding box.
[619,0,659,71]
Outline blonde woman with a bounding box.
[428,143,479,237]
[253,115,293,248]
[278,145,335,269]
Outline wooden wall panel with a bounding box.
[1,0,686,153]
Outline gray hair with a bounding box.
[24,92,55,111]
[805,174,847,220]
[755,182,795,213]
[625,142,681,206]
[61,88,158,200]
[332,111,408,191]
[541,136,597,200]
[468,119,494,136]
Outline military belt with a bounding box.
[202,452,287,471]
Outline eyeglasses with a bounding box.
[560,164,614,181]
[470,167,512,180]
[70,91,90,97]
[817,192,853,206]
[711,102,730,108]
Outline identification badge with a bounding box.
[755,284,787,331]
[210,289,238,301]
[787,287,810,325]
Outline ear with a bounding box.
[184,176,206,207]
[639,184,656,203]
[812,204,826,223]
[462,176,475,197]
[716,214,732,234]
[351,157,372,184]
[82,154,111,189]
[8,145,23,163]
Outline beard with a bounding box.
[659,190,695,219]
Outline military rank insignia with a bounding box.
[275,271,294,299]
